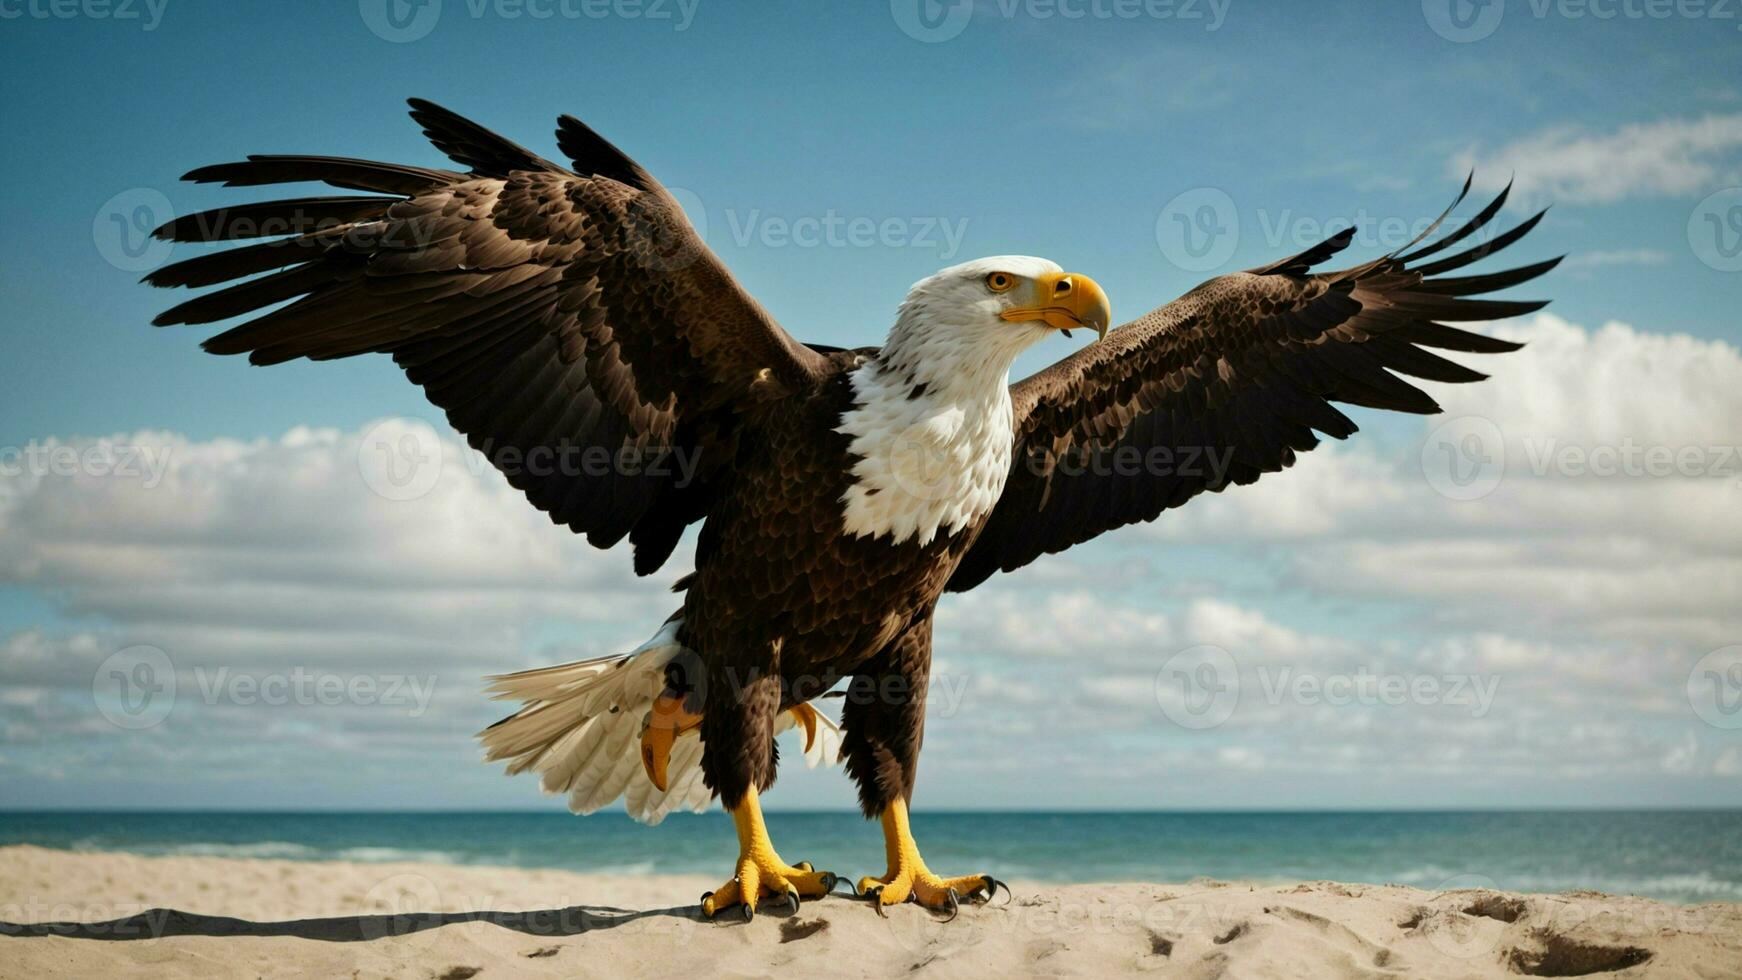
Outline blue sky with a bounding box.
[2,1,1740,812]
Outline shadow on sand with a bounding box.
[0,902,707,942]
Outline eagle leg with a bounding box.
[698,783,838,921]
[857,797,1004,913]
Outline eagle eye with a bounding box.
[985,272,1016,293]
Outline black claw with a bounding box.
[963,875,1007,906]
[820,871,840,894]
[935,888,961,923]
[741,901,755,922]
[867,885,888,917]
[830,874,858,897]
[782,885,802,913]
[986,876,1012,907]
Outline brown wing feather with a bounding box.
[147,99,830,574]
[948,183,1556,592]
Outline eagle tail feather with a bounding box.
[476,620,843,825]
[477,620,709,825]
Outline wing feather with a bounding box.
[950,183,1552,591]
[147,100,830,573]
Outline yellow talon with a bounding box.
[787,702,821,752]
[862,798,1002,913]
[643,700,824,792]
[698,784,837,920]
[639,693,702,792]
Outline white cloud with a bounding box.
[0,425,678,645]
[928,588,1720,799]
[3,311,1739,806]
[1450,314,1742,454]
[0,424,684,797]
[1151,313,1742,648]
[1455,113,1742,204]
[1561,249,1671,269]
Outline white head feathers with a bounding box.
[834,256,1083,546]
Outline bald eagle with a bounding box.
[147,100,1552,919]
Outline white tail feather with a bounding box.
[478,619,842,825]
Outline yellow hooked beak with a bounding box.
[998,271,1111,340]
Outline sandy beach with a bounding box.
[2,845,1738,978]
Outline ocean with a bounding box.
[2,810,1737,905]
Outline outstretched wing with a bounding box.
[948,179,1555,591]
[148,99,829,574]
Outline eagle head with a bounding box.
[884,256,1111,374]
